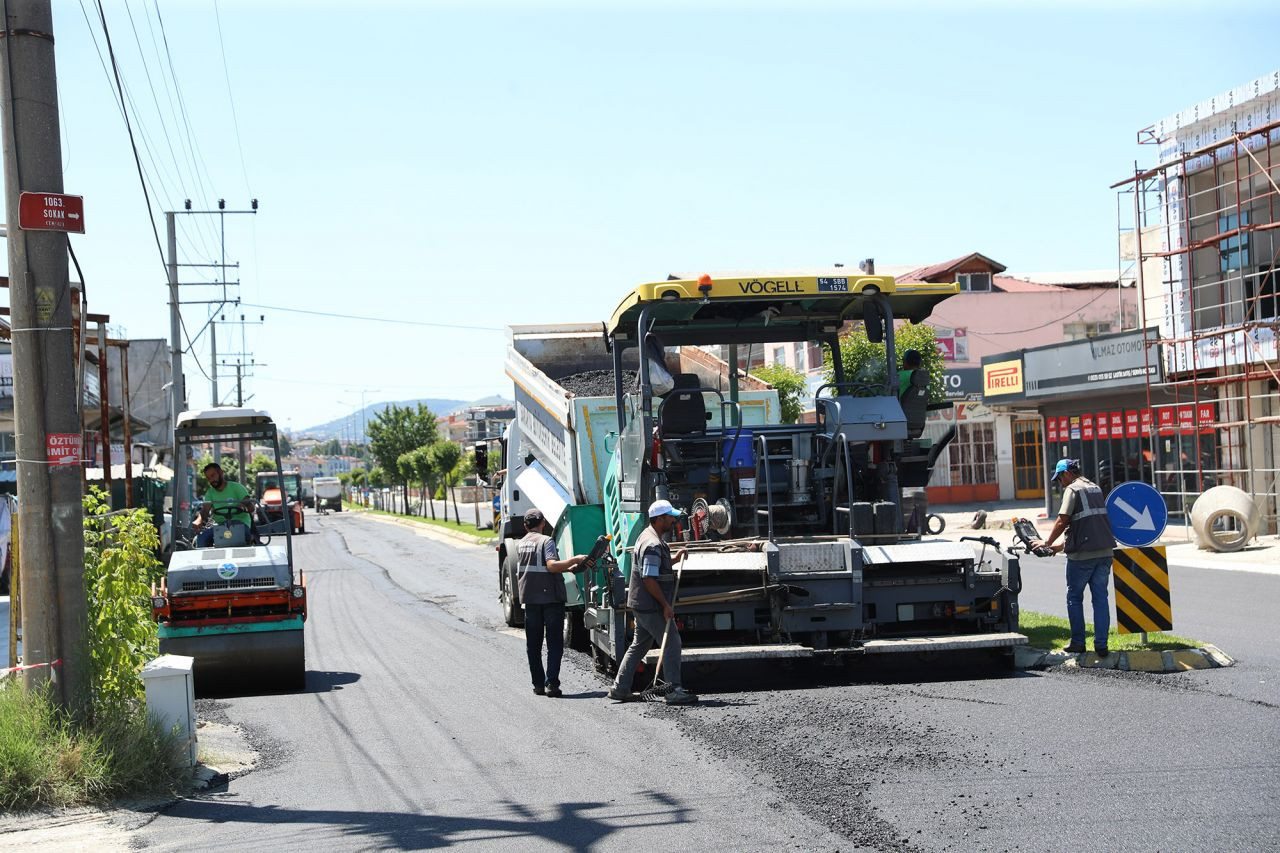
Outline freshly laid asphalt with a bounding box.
[135,512,1280,852]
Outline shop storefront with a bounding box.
[981,329,1205,515]
[922,367,1002,504]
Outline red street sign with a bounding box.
[18,191,85,233]
[46,433,82,466]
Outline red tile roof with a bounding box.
[894,252,1008,283]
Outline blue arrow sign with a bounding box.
[1105,481,1168,548]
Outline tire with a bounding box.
[591,639,617,675]
[299,515,306,535]
[924,513,946,535]
[502,558,524,628]
[336,504,343,513]
[564,609,589,653]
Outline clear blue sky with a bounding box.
[42,1,1279,431]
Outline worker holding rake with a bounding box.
[608,500,697,705]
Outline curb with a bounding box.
[1014,644,1235,673]
[350,507,496,546]
[191,763,229,792]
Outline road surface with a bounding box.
[136,512,1280,851]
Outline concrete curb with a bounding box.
[1015,644,1235,673]
[191,763,229,792]
[348,507,496,547]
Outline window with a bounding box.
[1247,265,1278,321]
[1219,211,1250,274]
[1063,321,1113,340]
[772,346,787,366]
[806,342,822,371]
[948,422,996,485]
[958,272,992,292]
[792,342,805,367]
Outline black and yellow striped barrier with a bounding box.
[1113,546,1172,634]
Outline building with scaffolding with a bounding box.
[1115,71,1280,535]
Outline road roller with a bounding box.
[152,407,307,693]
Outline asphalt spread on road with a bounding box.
[135,512,1280,852]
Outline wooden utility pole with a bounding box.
[0,1,88,708]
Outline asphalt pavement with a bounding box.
[135,513,844,851]
[135,512,1280,852]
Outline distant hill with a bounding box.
[298,396,509,441]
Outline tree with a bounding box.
[824,322,945,402]
[428,441,463,523]
[315,438,343,456]
[407,446,438,520]
[246,454,276,479]
[368,466,388,488]
[367,404,439,510]
[754,364,809,424]
[279,433,293,456]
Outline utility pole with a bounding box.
[166,212,184,437]
[0,0,89,708]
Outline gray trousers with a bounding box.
[613,609,682,691]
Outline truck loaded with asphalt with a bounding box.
[486,272,1027,673]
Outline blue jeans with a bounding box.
[523,602,565,689]
[1066,555,1112,648]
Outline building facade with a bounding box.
[1117,70,1280,533]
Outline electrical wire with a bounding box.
[932,286,1112,336]
[212,0,252,195]
[238,302,503,332]
[92,0,167,271]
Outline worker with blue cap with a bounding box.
[1032,459,1117,656]
[608,499,697,705]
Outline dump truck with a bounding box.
[152,408,307,690]
[313,476,343,513]
[488,273,1026,672]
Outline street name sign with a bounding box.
[1106,481,1167,548]
[18,191,85,233]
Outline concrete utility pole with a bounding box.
[0,0,89,707]
[166,213,185,431]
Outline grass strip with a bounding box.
[342,502,491,541]
[1018,610,1200,652]
[0,684,186,810]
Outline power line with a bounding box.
[212,0,251,195]
[92,0,166,271]
[239,302,503,332]
[933,287,1113,336]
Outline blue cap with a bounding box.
[1052,458,1078,482]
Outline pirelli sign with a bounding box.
[982,358,1025,398]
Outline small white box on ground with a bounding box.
[141,654,197,767]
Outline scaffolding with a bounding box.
[1115,112,1280,538]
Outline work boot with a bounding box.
[532,685,545,696]
[665,687,698,705]
[607,686,637,702]
[1064,644,1086,654]
[545,683,563,698]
